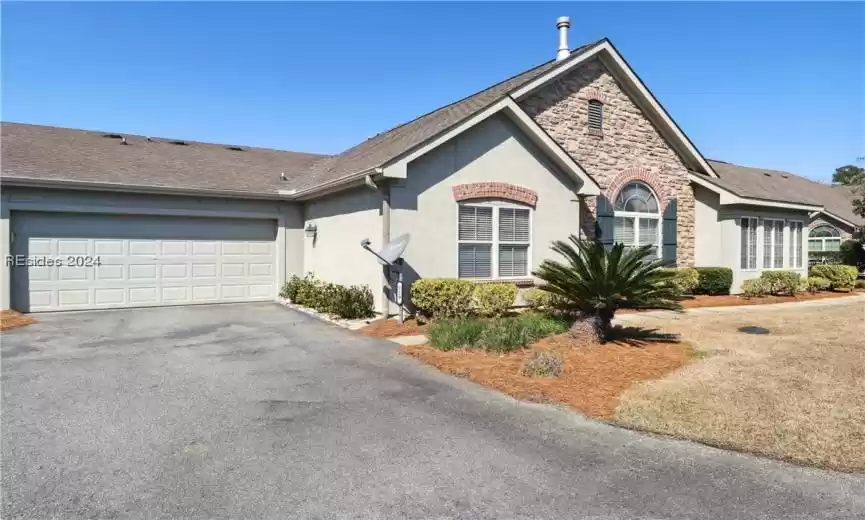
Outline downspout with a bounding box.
[364,171,391,318]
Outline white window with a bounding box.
[808,225,841,263]
[789,221,804,268]
[763,219,785,268]
[740,217,758,269]
[613,182,661,257]
[458,203,531,279]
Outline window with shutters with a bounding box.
[740,217,758,269]
[612,182,661,258]
[457,203,531,279]
[762,218,785,269]
[587,100,603,133]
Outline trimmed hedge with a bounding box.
[281,274,375,319]
[810,264,858,290]
[411,278,476,319]
[806,276,831,293]
[522,287,563,311]
[474,283,517,317]
[741,278,766,297]
[694,267,733,295]
[660,267,700,295]
[759,271,801,296]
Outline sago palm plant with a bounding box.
[532,237,682,342]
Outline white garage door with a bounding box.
[11,212,278,312]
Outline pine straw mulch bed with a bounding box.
[400,332,693,420]
[0,310,36,331]
[358,317,428,338]
[618,289,862,314]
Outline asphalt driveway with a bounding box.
[2,304,862,519]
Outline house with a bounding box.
[1,17,861,315]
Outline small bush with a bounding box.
[694,267,734,295]
[520,350,563,378]
[474,283,517,317]
[759,271,801,296]
[855,279,865,290]
[515,311,569,340]
[840,239,865,267]
[522,287,566,312]
[427,318,485,351]
[810,264,858,290]
[411,278,475,319]
[741,278,767,297]
[806,276,831,293]
[661,267,700,295]
[478,318,533,353]
[281,273,374,319]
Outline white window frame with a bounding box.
[456,201,533,280]
[739,217,759,270]
[762,218,786,270]
[789,220,804,269]
[613,182,662,258]
[808,225,842,263]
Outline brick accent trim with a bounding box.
[581,88,608,103]
[605,167,670,210]
[452,182,538,207]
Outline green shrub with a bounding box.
[855,279,865,290]
[478,318,533,353]
[474,283,517,317]
[694,267,734,295]
[515,311,569,340]
[427,318,485,351]
[520,350,564,378]
[660,267,700,295]
[840,239,865,267]
[282,273,374,319]
[806,276,831,293]
[741,278,767,297]
[411,278,475,319]
[810,264,858,290]
[522,287,566,311]
[759,271,801,296]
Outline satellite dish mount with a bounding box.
[360,234,410,323]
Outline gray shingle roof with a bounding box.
[705,160,863,226]
[1,122,329,195]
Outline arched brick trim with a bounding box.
[604,167,671,210]
[581,87,608,103]
[452,182,538,207]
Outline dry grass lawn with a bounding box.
[615,300,865,472]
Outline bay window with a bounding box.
[740,217,758,269]
[789,221,804,268]
[458,203,531,279]
[763,218,784,269]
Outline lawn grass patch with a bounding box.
[426,312,568,352]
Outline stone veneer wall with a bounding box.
[519,58,696,266]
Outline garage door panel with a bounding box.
[12,213,277,312]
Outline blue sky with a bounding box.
[3,2,863,182]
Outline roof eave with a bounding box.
[689,173,823,212]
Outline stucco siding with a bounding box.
[302,187,384,308]
[693,185,723,267]
[390,114,581,287]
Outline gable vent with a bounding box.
[588,100,603,132]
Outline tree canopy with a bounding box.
[833,165,865,185]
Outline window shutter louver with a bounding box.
[587,100,603,132]
[661,199,677,265]
[596,195,615,249]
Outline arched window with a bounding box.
[613,182,661,257]
[808,225,841,262]
[587,100,603,132]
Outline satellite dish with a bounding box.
[376,234,410,265]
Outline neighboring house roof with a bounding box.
[703,160,863,226]
[1,122,330,196]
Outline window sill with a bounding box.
[464,278,535,287]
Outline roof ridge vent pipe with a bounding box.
[556,16,571,61]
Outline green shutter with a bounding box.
[662,198,677,266]
[595,195,614,250]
